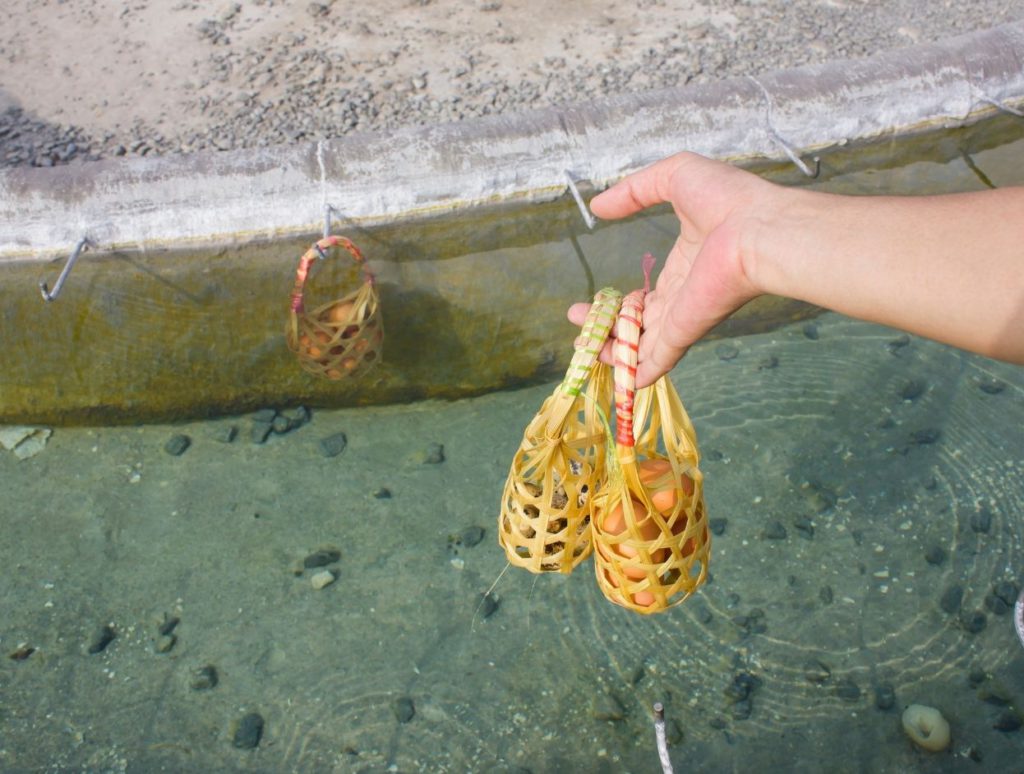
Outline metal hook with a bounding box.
[652,702,673,774]
[565,170,597,230]
[749,76,821,179]
[971,86,1024,118]
[39,237,95,301]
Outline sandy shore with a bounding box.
[2,0,1021,166]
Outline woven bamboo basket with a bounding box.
[498,287,622,573]
[592,263,710,614]
[285,235,383,380]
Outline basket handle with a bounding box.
[561,287,622,397]
[289,235,369,317]
[613,254,656,447]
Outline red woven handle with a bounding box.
[290,235,367,315]
[613,253,656,447]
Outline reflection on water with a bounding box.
[2,123,1024,772]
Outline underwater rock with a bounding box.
[164,434,191,456]
[958,610,986,634]
[709,517,728,536]
[422,442,445,464]
[760,521,787,540]
[819,585,834,604]
[910,428,941,445]
[373,487,392,499]
[939,585,963,615]
[887,335,911,354]
[802,322,819,340]
[252,408,277,423]
[318,432,347,458]
[898,378,926,401]
[310,569,337,590]
[924,546,946,566]
[757,354,779,370]
[251,421,273,444]
[874,683,895,710]
[591,693,625,721]
[0,425,52,459]
[460,525,486,547]
[154,634,177,653]
[87,624,116,654]
[985,581,1020,615]
[715,343,739,361]
[969,508,992,534]
[190,665,219,691]
[901,704,950,751]
[992,712,1022,733]
[835,679,861,702]
[303,548,341,568]
[804,660,831,684]
[478,592,499,619]
[393,696,415,723]
[793,516,814,539]
[212,425,237,443]
[232,712,264,749]
[976,377,1005,395]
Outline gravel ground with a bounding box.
[1,0,1022,168]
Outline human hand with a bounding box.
[568,152,786,387]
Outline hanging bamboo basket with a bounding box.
[498,287,622,573]
[592,261,711,614]
[285,235,383,380]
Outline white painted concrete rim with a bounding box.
[1,21,1023,263]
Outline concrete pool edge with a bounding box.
[2,21,1023,261]
[1,23,1023,426]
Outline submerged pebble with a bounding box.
[802,322,819,340]
[303,548,341,568]
[310,569,337,590]
[592,693,625,721]
[939,585,963,614]
[460,525,486,547]
[478,592,499,619]
[87,624,116,654]
[715,343,739,361]
[969,507,992,534]
[898,378,926,401]
[190,664,219,691]
[251,421,274,444]
[164,434,191,456]
[761,521,787,540]
[910,428,941,445]
[874,683,896,710]
[976,377,1005,395]
[924,545,946,566]
[835,678,861,702]
[393,697,415,723]
[212,425,237,443]
[422,442,445,464]
[992,712,1022,733]
[959,610,986,634]
[709,517,728,536]
[232,712,264,749]
[318,432,348,458]
[373,487,392,499]
[154,633,177,653]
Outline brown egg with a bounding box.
[328,301,355,324]
[599,459,697,607]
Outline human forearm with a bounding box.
[751,187,1024,362]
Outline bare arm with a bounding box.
[569,152,1024,387]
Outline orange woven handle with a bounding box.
[613,253,656,447]
[289,235,368,316]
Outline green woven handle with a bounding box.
[561,287,622,396]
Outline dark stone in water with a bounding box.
[793,516,814,539]
[212,425,237,443]
[968,667,988,688]
[303,548,341,568]
[272,414,292,434]
[977,377,1005,395]
[87,624,116,654]
[887,335,911,354]
[423,442,445,464]
[757,355,779,370]
[874,683,895,710]
[252,408,277,423]
[715,343,739,361]
[819,585,834,604]
[804,660,831,684]
[924,545,946,566]
[460,525,486,547]
[802,323,819,340]
[959,610,987,634]
[164,434,191,456]
[251,421,273,444]
[709,518,728,536]
[373,487,392,499]
[318,432,348,458]
[835,679,861,702]
[761,521,787,540]
[992,712,1022,733]
[939,585,963,615]
[992,581,1020,607]
[158,615,180,636]
[232,712,264,749]
[985,593,1010,616]
[910,428,941,445]
[479,592,499,619]
[393,696,415,723]
[899,378,926,401]
[190,665,219,691]
[730,699,752,720]
[969,507,992,534]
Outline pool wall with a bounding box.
[1,22,1023,424]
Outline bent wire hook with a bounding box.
[39,237,95,301]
